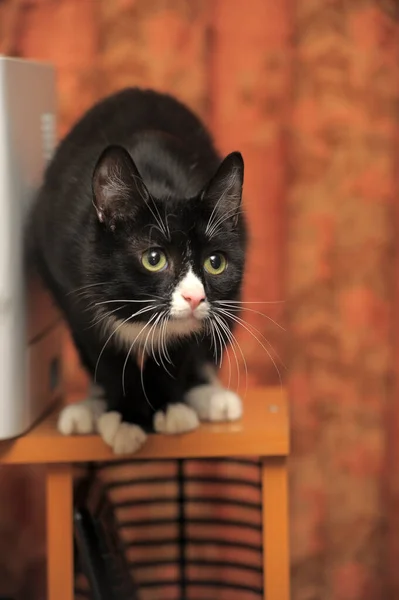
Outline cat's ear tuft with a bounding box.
[203,152,244,226]
[92,145,148,229]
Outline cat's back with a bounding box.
[34,87,218,242]
[46,88,216,181]
[31,88,220,284]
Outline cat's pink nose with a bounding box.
[182,292,205,310]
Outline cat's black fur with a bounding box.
[30,88,247,431]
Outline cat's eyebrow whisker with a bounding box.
[164,208,176,238]
[131,171,169,240]
[207,206,242,238]
[206,205,247,238]
[205,188,230,235]
[145,222,167,244]
[135,177,170,241]
[150,198,170,240]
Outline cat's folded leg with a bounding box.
[58,382,147,454]
[153,403,199,435]
[96,411,147,455]
[57,383,107,435]
[184,367,243,423]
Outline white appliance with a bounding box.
[0,56,63,440]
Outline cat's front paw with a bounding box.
[57,398,106,435]
[185,385,242,422]
[153,403,199,435]
[97,412,147,455]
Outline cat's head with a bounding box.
[88,145,247,351]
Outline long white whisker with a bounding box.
[94,299,158,306]
[212,315,225,370]
[161,314,173,365]
[214,312,248,399]
[94,304,158,382]
[140,316,165,410]
[215,300,285,305]
[121,314,157,399]
[206,319,218,363]
[95,314,135,382]
[88,305,128,329]
[231,329,248,399]
[215,308,283,387]
[215,303,285,331]
[212,313,233,391]
[67,282,110,296]
[218,306,287,371]
[157,313,175,379]
[213,313,242,395]
[150,312,165,366]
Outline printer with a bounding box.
[0,56,63,440]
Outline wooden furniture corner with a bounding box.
[0,386,290,600]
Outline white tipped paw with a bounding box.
[97,411,121,446]
[154,403,199,435]
[97,412,147,455]
[185,385,243,422]
[57,398,106,435]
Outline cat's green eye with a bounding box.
[142,248,168,272]
[204,253,227,275]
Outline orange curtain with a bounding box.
[287,3,399,599]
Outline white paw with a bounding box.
[97,412,147,455]
[153,403,199,435]
[185,385,243,422]
[57,398,106,435]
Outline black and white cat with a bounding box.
[30,88,247,454]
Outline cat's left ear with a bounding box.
[92,145,149,230]
[203,152,244,226]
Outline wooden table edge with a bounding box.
[0,385,289,464]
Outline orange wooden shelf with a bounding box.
[0,386,288,464]
[0,386,290,600]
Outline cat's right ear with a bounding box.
[92,145,149,229]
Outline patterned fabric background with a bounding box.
[0,0,398,598]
